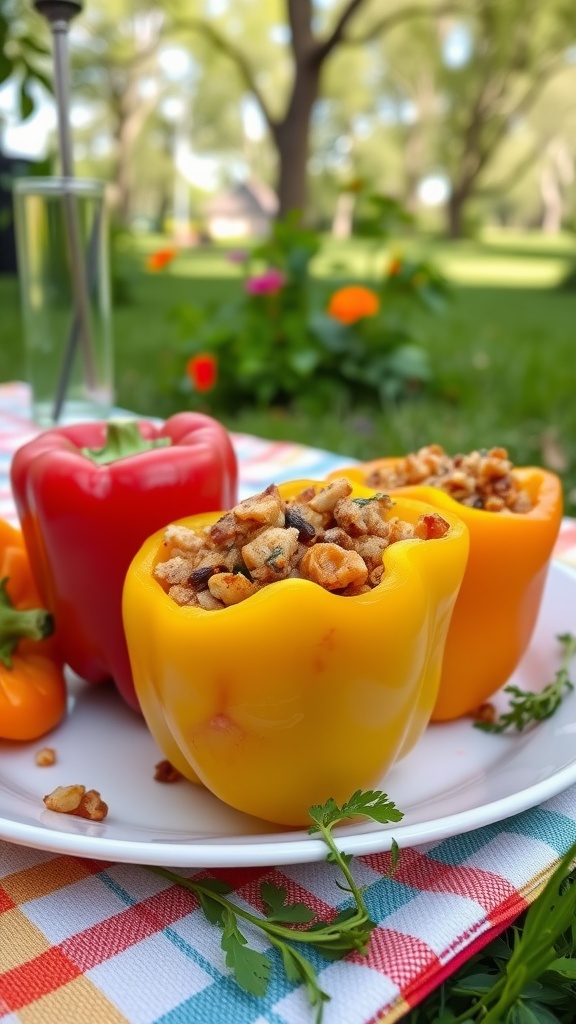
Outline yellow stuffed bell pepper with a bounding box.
[123,479,468,825]
[328,459,563,722]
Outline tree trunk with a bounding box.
[114,120,134,227]
[540,166,563,235]
[272,59,321,218]
[402,72,437,213]
[540,140,574,235]
[446,189,467,238]
[112,83,158,228]
[107,14,164,228]
[332,191,356,238]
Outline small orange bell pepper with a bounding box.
[0,520,66,741]
[122,480,469,825]
[328,459,563,721]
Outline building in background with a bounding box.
[205,180,278,241]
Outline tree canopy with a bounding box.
[27,0,576,236]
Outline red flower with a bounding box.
[186,353,218,393]
[387,257,403,277]
[327,285,380,325]
[146,247,178,272]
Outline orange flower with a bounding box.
[186,353,218,393]
[146,247,178,272]
[327,285,380,325]
[387,257,403,276]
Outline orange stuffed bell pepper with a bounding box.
[0,520,66,741]
[327,447,563,721]
[122,478,469,825]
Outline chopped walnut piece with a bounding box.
[197,589,224,610]
[300,543,368,591]
[35,747,56,767]
[76,790,109,821]
[163,524,205,554]
[242,526,299,584]
[472,702,497,724]
[154,555,194,587]
[154,759,183,783]
[484,495,505,512]
[168,584,199,606]
[351,534,389,571]
[43,784,84,813]
[333,495,392,538]
[233,483,285,526]
[414,513,450,540]
[388,517,416,544]
[43,785,108,821]
[208,571,258,606]
[308,477,352,514]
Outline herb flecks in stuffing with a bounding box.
[154,479,450,610]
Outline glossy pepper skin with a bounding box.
[122,480,469,825]
[328,460,563,721]
[0,519,66,741]
[10,413,238,713]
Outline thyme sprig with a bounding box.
[149,789,403,1023]
[475,631,576,734]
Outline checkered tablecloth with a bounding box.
[2,380,576,1024]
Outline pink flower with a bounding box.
[227,249,249,264]
[244,269,286,295]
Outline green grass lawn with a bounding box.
[3,228,576,510]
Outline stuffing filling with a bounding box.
[154,477,449,610]
[363,445,532,513]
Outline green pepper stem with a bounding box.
[80,420,171,465]
[0,577,54,668]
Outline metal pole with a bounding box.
[49,16,76,176]
[33,1,97,419]
[34,2,82,161]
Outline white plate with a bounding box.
[1,561,576,868]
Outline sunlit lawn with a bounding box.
[2,228,576,509]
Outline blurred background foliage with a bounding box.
[4,0,576,238]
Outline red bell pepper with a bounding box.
[10,413,238,712]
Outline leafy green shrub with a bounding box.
[163,206,450,415]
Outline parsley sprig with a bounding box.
[475,631,576,734]
[149,789,403,1022]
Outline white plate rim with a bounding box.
[1,561,575,868]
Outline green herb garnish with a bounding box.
[351,492,388,506]
[265,545,284,568]
[148,789,403,1022]
[475,632,576,734]
[411,836,576,1024]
